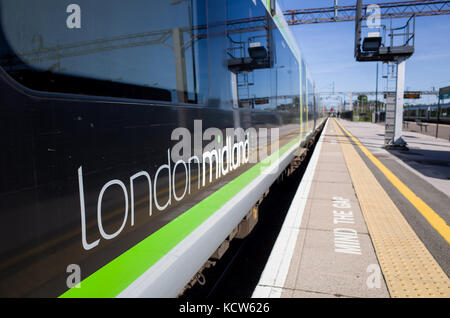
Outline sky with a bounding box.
[277,0,450,106]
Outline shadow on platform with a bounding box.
[387,148,450,180]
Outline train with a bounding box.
[403,104,450,124]
[0,0,324,297]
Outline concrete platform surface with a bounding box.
[339,119,450,276]
[402,121,450,141]
[253,119,389,298]
[253,118,450,299]
[352,120,450,196]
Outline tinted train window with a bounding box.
[0,0,208,104]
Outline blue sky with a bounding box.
[278,0,450,106]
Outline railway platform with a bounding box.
[401,121,450,141]
[253,118,450,298]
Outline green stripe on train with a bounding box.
[60,136,300,298]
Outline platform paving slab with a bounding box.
[253,119,390,299]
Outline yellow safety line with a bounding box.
[335,119,450,245]
[332,119,450,298]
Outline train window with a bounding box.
[226,0,302,112]
[0,0,208,104]
[430,107,437,117]
[419,109,425,117]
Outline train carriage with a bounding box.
[403,104,450,124]
[0,0,324,297]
